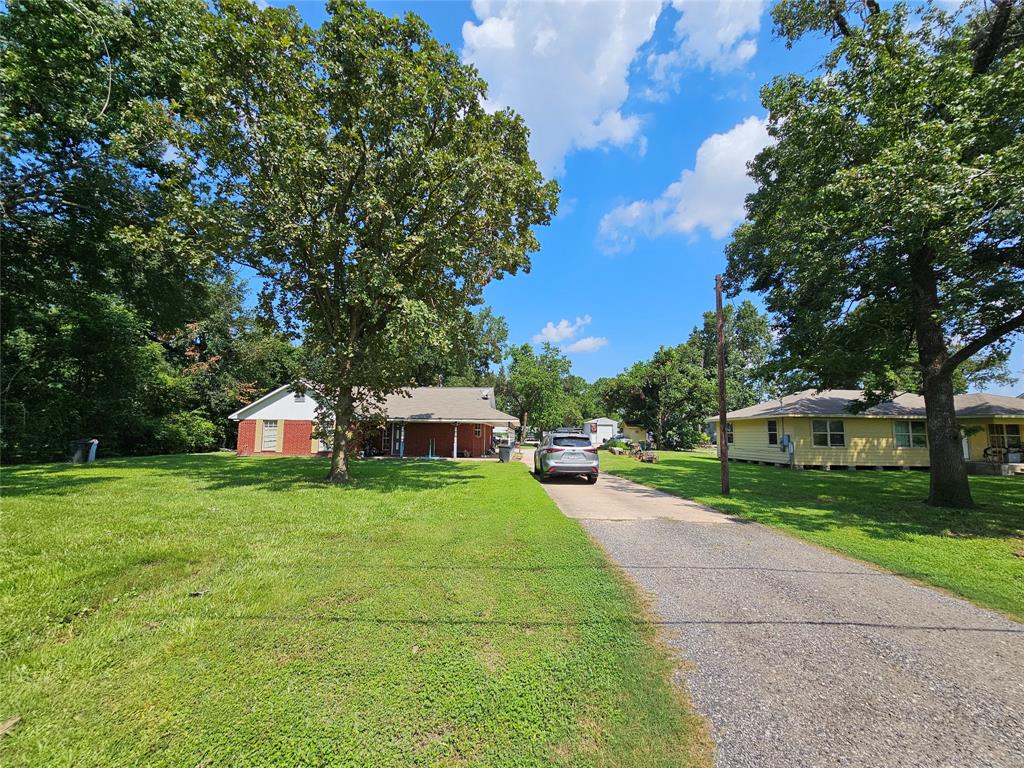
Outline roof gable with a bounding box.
[228,385,317,421]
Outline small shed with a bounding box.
[582,417,618,446]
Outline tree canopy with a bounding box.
[183,0,557,481]
[412,307,509,387]
[598,301,774,449]
[499,343,580,437]
[1,0,295,462]
[687,299,774,412]
[727,0,1024,506]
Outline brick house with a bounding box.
[230,385,519,458]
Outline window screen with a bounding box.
[767,420,778,445]
[261,420,278,451]
[989,424,1022,449]
[894,421,927,448]
[812,420,845,447]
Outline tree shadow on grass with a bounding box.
[608,453,1023,541]
[1,454,489,497]
[0,464,125,498]
[119,453,485,493]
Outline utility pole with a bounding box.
[715,274,730,495]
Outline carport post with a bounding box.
[453,422,459,458]
[716,274,730,495]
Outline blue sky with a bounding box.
[269,1,1022,394]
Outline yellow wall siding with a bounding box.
[623,425,647,443]
[725,415,1024,467]
[963,418,1024,460]
[791,417,930,467]
[725,418,791,463]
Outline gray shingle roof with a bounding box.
[711,389,1024,421]
[382,387,519,425]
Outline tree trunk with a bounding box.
[909,248,974,508]
[326,389,353,483]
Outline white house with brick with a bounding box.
[229,385,519,458]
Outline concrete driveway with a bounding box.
[523,450,1024,768]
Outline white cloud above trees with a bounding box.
[564,336,609,353]
[598,115,772,252]
[532,314,607,353]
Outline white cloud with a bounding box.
[564,336,609,353]
[531,314,608,353]
[462,0,662,176]
[645,1,764,97]
[533,315,592,344]
[672,0,763,70]
[599,115,772,253]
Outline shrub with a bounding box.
[153,410,221,454]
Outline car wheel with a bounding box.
[587,474,598,485]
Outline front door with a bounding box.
[391,422,403,456]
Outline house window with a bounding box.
[812,420,845,447]
[894,421,927,448]
[293,393,305,403]
[474,425,482,438]
[725,423,734,444]
[767,420,778,445]
[989,424,1022,450]
[261,420,278,451]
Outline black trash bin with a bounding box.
[498,445,513,463]
[70,438,99,464]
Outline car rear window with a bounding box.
[553,436,592,448]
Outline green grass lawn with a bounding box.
[602,451,1024,620]
[1,455,709,767]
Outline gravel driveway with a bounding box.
[531,460,1024,768]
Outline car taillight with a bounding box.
[543,446,564,454]
[583,447,598,454]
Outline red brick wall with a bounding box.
[283,420,313,455]
[457,423,492,457]
[237,419,256,456]
[397,423,493,457]
[402,423,455,457]
[238,419,497,458]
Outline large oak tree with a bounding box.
[184,0,557,481]
[727,0,1024,507]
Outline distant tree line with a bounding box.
[595,300,774,449]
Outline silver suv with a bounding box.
[534,431,599,484]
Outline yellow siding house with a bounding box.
[711,389,1024,473]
